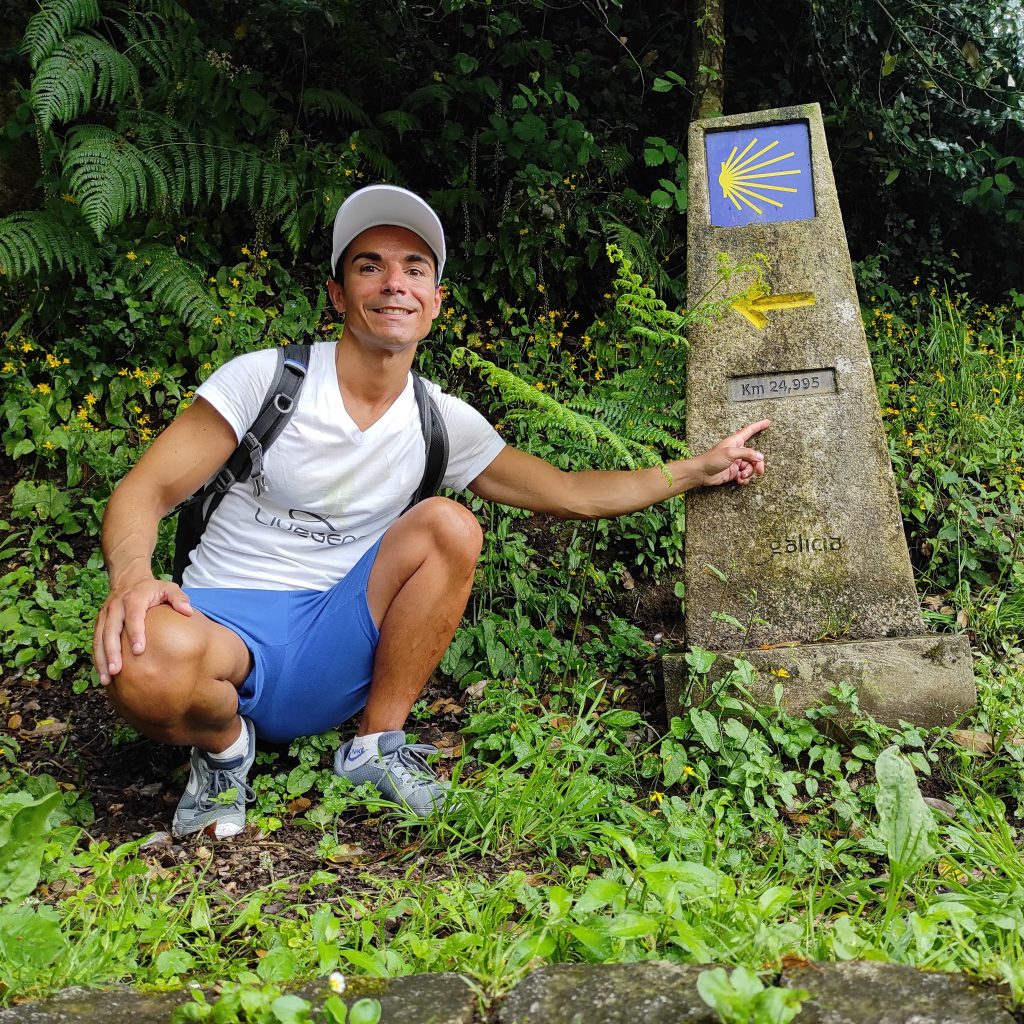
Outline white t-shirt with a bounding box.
[181,342,505,591]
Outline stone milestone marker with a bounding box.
[662,103,975,727]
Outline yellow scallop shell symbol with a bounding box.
[718,138,801,216]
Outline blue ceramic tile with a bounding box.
[706,122,815,227]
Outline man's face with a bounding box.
[327,225,442,353]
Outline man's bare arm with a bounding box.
[468,420,770,518]
[94,398,238,683]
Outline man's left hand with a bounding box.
[694,419,770,488]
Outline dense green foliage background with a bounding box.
[1,1,1023,1012]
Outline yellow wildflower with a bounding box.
[35,382,52,394]
[126,251,137,261]
[231,277,240,287]
[649,791,664,805]
[240,246,251,256]
[770,667,791,678]
[212,315,224,326]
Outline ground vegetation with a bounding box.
[1,0,1023,1018]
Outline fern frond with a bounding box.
[115,6,198,80]
[0,211,100,279]
[133,112,298,226]
[451,347,654,470]
[64,125,169,237]
[20,0,101,69]
[601,220,668,289]
[402,83,452,114]
[132,243,223,331]
[601,143,633,176]
[301,88,371,126]
[351,130,399,182]
[31,35,140,132]
[377,109,419,138]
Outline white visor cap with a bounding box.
[330,184,446,283]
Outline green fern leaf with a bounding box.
[114,4,198,80]
[351,130,399,182]
[31,35,140,132]
[20,0,101,70]
[301,89,371,126]
[0,211,99,279]
[377,109,418,138]
[133,243,223,331]
[601,220,669,290]
[64,125,169,237]
[601,143,633,176]
[452,348,656,471]
[402,83,452,114]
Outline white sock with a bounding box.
[207,720,249,763]
[344,732,384,769]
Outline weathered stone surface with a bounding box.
[684,103,921,651]
[496,963,716,1024]
[673,102,975,727]
[0,975,477,1024]
[781,961,1014,1023]
[663,634,976,727]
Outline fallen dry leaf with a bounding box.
[923,797,957,818]
[427,697,462,715]
[7,713,22,730]
[22,719,68,738]
[326,844,365,865]
[950,730,993,753]
[288,797,312,814]
[464,680,487,701]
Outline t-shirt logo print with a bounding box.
[252,505,357,546]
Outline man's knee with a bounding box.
[415,496,483,563]
[108,607,209,730]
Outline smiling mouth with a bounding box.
[373,307,414,315]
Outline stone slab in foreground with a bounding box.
[3,963,1013,1024]
[663,633,976,728]
[0,974,477,1024]
[782,961,1013,1024]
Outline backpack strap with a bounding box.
[212,344,311,502]
[171,344,311,583]
[410,372,449,506]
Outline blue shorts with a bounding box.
[184,538,382,743]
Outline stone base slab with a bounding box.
[662,633,976,728]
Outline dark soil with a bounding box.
[7,664,511,894]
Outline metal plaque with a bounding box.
[729,369,837,402]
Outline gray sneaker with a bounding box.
[333,731,449,818]
[172,717,257,839]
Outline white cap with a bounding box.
[330,184,446,282]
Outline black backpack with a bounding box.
[171,343,450,583]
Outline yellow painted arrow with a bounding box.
[731,290,816,329]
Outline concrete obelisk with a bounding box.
[662,103,975,727]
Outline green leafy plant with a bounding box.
[696,966,808,1024]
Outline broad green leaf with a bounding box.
[0,790,61,901]
[685,647,717,673]
[0,905,64,970]
[271,994,312,1024]
[348,998,382,1024]
[690,708,721,752]
[875,744,936,878]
